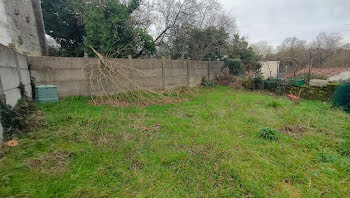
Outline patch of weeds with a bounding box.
[316,152,335,163]
[26,151,74,174]
[338,135,350,157]
[266,101,282,108]
[282,125,307,135]
[258,128,279,141]
[70,187,109,198]
[201,76,216,87]
[0,96,42,140]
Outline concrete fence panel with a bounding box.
[0,44,32,106]
[28,56,224,98]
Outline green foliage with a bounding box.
[332,82,350,113]
[267,101,282,108]
[84,0,155,58]
[0,96,36,140]
[264,78,289,95]
[201,76,216,87]
[223,59,243,75]
[225,34,262,75]
[41,0,86,57]
[258,128,279,141]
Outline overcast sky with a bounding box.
[221,0,350,46]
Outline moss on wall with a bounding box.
[287,84,338,102]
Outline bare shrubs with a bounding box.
[84,47,196,107]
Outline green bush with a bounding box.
[258,128,279,141]
[264,78,289,95]
[223,59,243,75]
[332,82,350,113]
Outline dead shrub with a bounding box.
[282,125,307,135]
[84,47,196,107]
[215,74,243,89]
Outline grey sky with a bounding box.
[221,0,350,46]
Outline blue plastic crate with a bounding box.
[35,85,59,103]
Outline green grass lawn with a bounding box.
[1,87,350,197]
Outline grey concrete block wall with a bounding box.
[28,56,224,98]
[0,44,32,106]
[0,44,32,143]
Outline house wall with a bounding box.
[28,56,224,98]
[0,0,12,47]
[328,71,350,82]
[260,61,280,79]
[0,0,46,56]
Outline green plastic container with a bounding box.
[35,85,59,103]
[290,79,305,87]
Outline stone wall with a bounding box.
[0,0,46,56]
[287,84,338,102]
[28,56,224,98]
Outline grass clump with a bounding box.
[258,128,280,141]
[266,101,282,108]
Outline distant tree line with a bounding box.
[250,32,350,74]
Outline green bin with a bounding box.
[290,79,305,87]
[35,85,59,103]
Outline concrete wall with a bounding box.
[28,56,224,98]
[0,44,32,106]
[260,61,280,79]
[0,44,32,143]
[0,0,46,56]
[0,0,12,46]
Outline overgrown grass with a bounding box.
[1,87,349,197]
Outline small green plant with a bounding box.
[258,128,279,141]
[267,101,282,108]
[201,76,216,87]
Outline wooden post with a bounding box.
[207,59,211,81]
[128,55,133,80]
[161,56,165,90]
[187,59,191,86]
[308,52,312,83]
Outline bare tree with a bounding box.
[132,0,237,46]
[250,41,274,58]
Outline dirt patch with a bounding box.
[132,123,161,133]
[282,125,307,135]
[27,151,73,174]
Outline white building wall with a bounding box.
[0,0,13,46]
[260,61,280,79]
[328,71,350,82]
